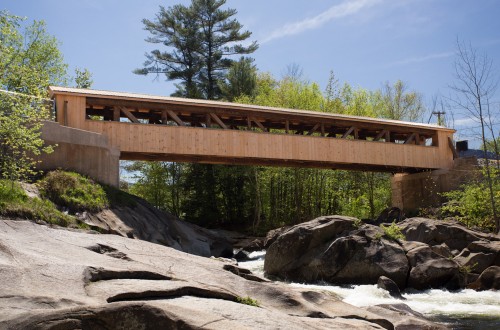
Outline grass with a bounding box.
[380,222,405,241]
[236,296,260,307]
[39,170,109,213]
[0,180,74,226]
[0,170,137,229]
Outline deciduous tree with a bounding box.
[0,11,67,184]
[450,40,499,232]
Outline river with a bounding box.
[238,251,500,330]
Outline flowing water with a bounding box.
[238,251,500,330]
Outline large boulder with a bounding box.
[265,216,409,287]
[0,219,444,329]
[405,244,465,290]
[397,218,499,251]
[468,266,500,291]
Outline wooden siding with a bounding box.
[51,91,455,172]
[81,120,453,171]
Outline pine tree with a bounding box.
[136,0,257,99]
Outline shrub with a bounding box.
[441,177,499,231]
[236,296,260,307]
[380,222,405,241]
[39,171,109,213]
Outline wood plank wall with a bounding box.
[55,95,454,171]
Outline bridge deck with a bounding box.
[48,86,456,172]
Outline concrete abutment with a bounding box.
[37,121,120,187]
[391,158,478,214]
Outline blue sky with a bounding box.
[4,0,500,144]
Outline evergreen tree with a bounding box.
[136,0,257,99]
[220,56,257,101]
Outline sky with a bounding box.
[3,0,500,145]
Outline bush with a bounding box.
[236,296,260,307]
[39,171,109,213]
[380,222,405,241]
[440,172,499,231]
[0,180,74,226]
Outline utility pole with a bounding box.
[432,111,446,126]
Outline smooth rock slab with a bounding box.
[0,219,440,329]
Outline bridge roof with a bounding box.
[49,86,454,133]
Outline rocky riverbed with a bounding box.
[263,216,500,291]
[0,219,447,329]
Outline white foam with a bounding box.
[238,252,500,318]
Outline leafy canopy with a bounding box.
[0,11,67,183]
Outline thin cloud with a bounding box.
[387,51,455,67]
[261,0,384,44]
[454,117,477,127]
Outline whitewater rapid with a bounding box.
[238,251,500,328]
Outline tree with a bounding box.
[450,40,499,233]
[74,68,93,89]
[378,80,425,121]
[136,0,257,99]
[220,56,257,101]
[0,11,67,184]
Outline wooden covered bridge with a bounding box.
[40,86,460,211]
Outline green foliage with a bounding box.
[236,296,260,307]
[380,222,405,241]
[74,68,93,89]
[39,171,109,213]
[137,0,257,99]
[0,11,67,96]
[377,80,425,121]
[0,92,54,183]
[0,180,73,226]
[353,218,363,229]
[0,11,67,184]
[441,169,499,231]
[126,161,181,215]
[220,57,257,101]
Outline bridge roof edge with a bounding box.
[48,86,455,133]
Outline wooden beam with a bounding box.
[414,133,421,145]
[374,130,387,141]
[342,126,355,139]
[307,123,320,135]
[206,114,212,127]
[285,120,290,134]
[404,133,416,144]
[321,123,325,136]
[448,137,459,159]
[161,110,168,124]
[63,101,68,125]
[250,117,267,132]
[119,106,139,123]
[166,110,184,126]
[210,113,228,129]
[113,107,121,121]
